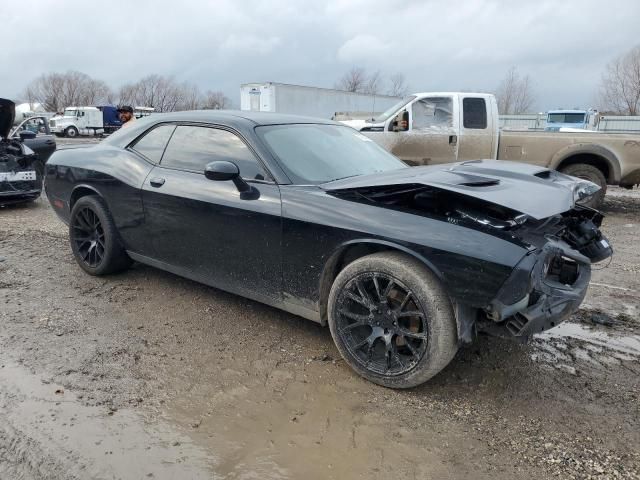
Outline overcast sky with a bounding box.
[2,0,639,111]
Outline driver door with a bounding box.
[141,124,283,301]
[381,96,459,166]
[370,96,458,166]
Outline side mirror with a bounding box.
[392,110,409,132]
[204,161,252,193]
[19,130,37,141]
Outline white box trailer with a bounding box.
[240,82,402,120]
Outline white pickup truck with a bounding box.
[342,92,640,207]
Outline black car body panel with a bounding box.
[0,99,48,205]
[45,111,612,339]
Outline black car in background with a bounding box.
[0,98,55,205]
[44,111,612,388]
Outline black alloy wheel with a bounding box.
[335,272,429,376]
[68,195,132,275]
[71,206,105,268]
[328,252,458,388]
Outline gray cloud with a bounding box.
[2,0,638,110]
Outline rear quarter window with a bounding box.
[463,98,487,129]
[130,124,176,163]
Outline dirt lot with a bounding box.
[1,184,639,479]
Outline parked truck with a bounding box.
[240,82,401,120]
[544,109,600,132]
[49,106,123,137]
[342,92,640,208]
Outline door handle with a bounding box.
[150,177,165,188]
[449,135,457,145]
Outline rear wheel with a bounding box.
[69,195,132,275]
[328,252,458,388]
[560,163,607,209]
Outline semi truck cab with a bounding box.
[49,107,106,137]
[544,109,600,132]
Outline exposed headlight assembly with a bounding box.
[573,180,600,204]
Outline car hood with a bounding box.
[321,159,598,220]
[0,98,16,139]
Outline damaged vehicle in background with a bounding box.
[1,99,51,206]
[44,112,612,388]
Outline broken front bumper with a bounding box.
[0,177,42,205]
[479,238,606,339]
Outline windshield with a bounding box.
[64,109,78,117]
[547,113,585,124]
[256,124,407,184]
[372,95,416,123]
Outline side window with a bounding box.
[412,97,453,130]
[130,124,176,163]
[463,98,487,129]
[161,126,268,180]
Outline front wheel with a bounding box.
[65,126,79,138]
[561,163,607,209]
[69,195,132,275]
[328,252,458,388]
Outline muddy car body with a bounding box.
[0,99,50,205]
[44,111,612,388]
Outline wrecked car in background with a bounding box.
[1,98,51,205]
[44,111,612,388]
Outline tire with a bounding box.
[560,163,607,209]
[328,252,458,388]
[65,126,79,138]
[69,195,132,275]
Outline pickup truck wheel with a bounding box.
[560,164,606,209]
[69,195,132,276]
[65,126,79,138]
[328,252,458,389]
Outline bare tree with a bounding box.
[22,71,112,111]
[118,75,202,112]
[387,73,408,97]
[202,91,231,110]
[335,67,368,92]
[177,83,202,110]
[495,67,536,114]
[599,45,640,115]
[363,70,383,95]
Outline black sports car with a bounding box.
[45,111,612,388]
[1,98,55,205]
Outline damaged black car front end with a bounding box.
[325,160,613,343]
[479,206,610,340]
[0,98,45,205]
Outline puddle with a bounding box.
[159,362,456,480]
[537,322,640,356]
[0,363,215,479]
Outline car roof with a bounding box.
[144,110,337,126]
[101,109,340,150]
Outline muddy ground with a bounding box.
[0,184,639,479]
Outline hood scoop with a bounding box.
[458,179,500,187]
